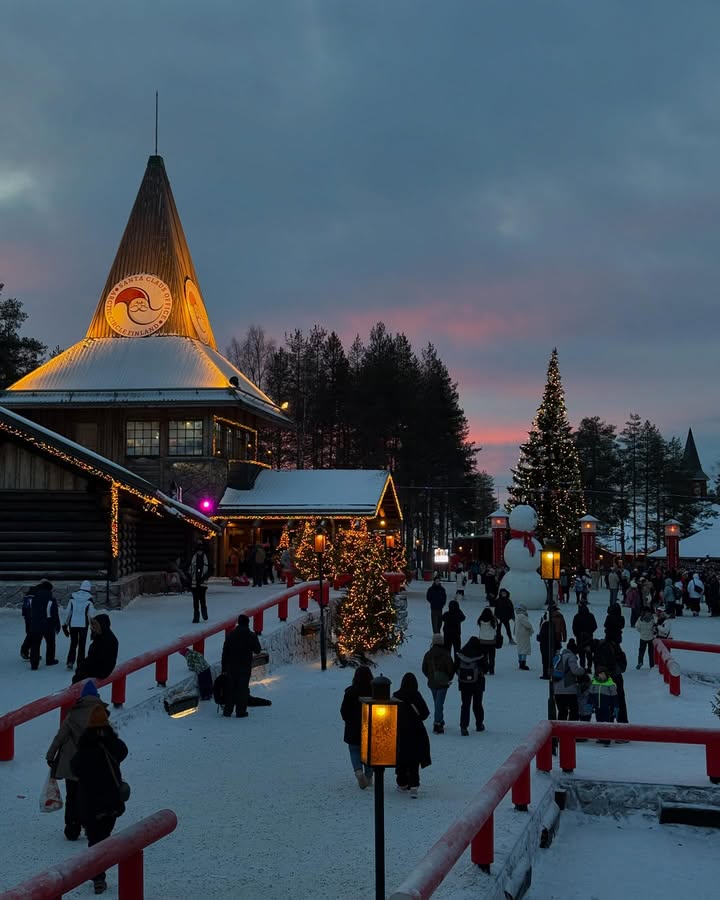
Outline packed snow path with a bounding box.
[1,580,719,899]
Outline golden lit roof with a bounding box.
[84,155,217,348]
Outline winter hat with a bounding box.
[81,680,99,698]
[87,705,109,729]
[566,638,578,654]
[80,580,92,592]
[178,648,188,657]
[630,580,638,588]
[515,604,527,613]
[432,634,444,646]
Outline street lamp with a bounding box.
[314,526,327,671]
[360,675,399,900]
[540,544,561,721]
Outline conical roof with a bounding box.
[682,428,709,481]
[85,155,216,348]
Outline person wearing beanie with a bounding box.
[72,614,118,684]
[441,599,465,660]
[552,638,586,721]
[71,704,128,895]
[46,679,106,841]
[422,635,455,734]
[221,614,262,718]
[64,580,97,673]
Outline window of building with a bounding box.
[213,420,252,460]
[126,421,160,457]
[169,420,204,456]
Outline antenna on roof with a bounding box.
[154,91,159,155]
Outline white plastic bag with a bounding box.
[40,774,63,813]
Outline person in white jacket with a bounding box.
[64,581,96,672]
[635,609,657,669]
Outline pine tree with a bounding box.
[335,534,403,665]
[335,519,371,576]
[509,349,585,549]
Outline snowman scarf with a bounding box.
[510,530,537,556]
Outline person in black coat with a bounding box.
[594,636,629,724]
[572,599,597,669]
[221,614,262,718]
[20,586,36,660]
[28,580,61,670]
[426,576,447,633]
[72,614,118,684]
[603,604,625,645]
[494,588,515,644]
[455,637,488,735]
[70,704,128,895]
[392,672,431,796]
[340,665,374,789]
[441,599,465,659]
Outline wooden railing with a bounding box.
[0,809,177,899]
[389,721,720,899]
[0,580,328,761]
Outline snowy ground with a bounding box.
[1,579,719,899]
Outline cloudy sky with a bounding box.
[1,1,719,497]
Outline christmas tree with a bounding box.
[335,533,403,665]
[508,348,585,549]
[293,520,335,581]
[334,519,370,577]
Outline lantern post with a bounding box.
[540,544,561,721]
[314,527,327,671]
[490,509,509,568]
[579,515,600,572]
[361,675,399,900]
[664,520,681,572]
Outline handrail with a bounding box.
[390,721,720,899]
[389,721,553,899]
[0,808,177,899]
[653,638,681,695]
[662,638,720,654]
[0,579,328,761]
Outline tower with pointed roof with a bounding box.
[1,155,289,508]
[681,428,709,498]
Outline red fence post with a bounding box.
[470,812,494,872]
[299,589,309,611]
[285,572,295,588]
[112,676,127,708]
[512,764,531,811]
[0,726,14,762]
[253,610,264,634]
[278,597,288,621]
[118,849,144,899]
[155,656,169,687]
[707,740,720,784]
[192,638,205,655]
[559,734,576,773]
[669,671,681,696]
[536,736,553,773]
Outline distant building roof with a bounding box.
[682,428,709,482]
[0,405,220,533]
[648,507,720,560]
[218,469,402,519]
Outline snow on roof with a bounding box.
[648,507,720,559]
[2,336,288,424]
[0,405,219,533]
[219,469,398,517]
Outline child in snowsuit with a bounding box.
[178,647,213,700]
[635,609,657,669]
[590,667,619,745]
[441,599,465,659]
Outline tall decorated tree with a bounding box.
[335,534,403,665]
[334,519,371,577]
[509,349,585,549]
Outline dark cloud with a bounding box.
[1,1,719,489]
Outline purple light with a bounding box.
[200,498,213,512]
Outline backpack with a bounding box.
[574,577,585,593]
[457,659,481,685]
[212,673,227,707]
[426,653,451,688]
[673,585,682,601]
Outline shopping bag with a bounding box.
[40,774,63,813]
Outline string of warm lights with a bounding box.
[110,482,120,557]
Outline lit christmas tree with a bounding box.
[508,348,585,550]
[293,520,335,581]
[277,525,290,551]
[334,519,370,576]
[335,533,403,665]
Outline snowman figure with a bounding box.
[500,505,547,611]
